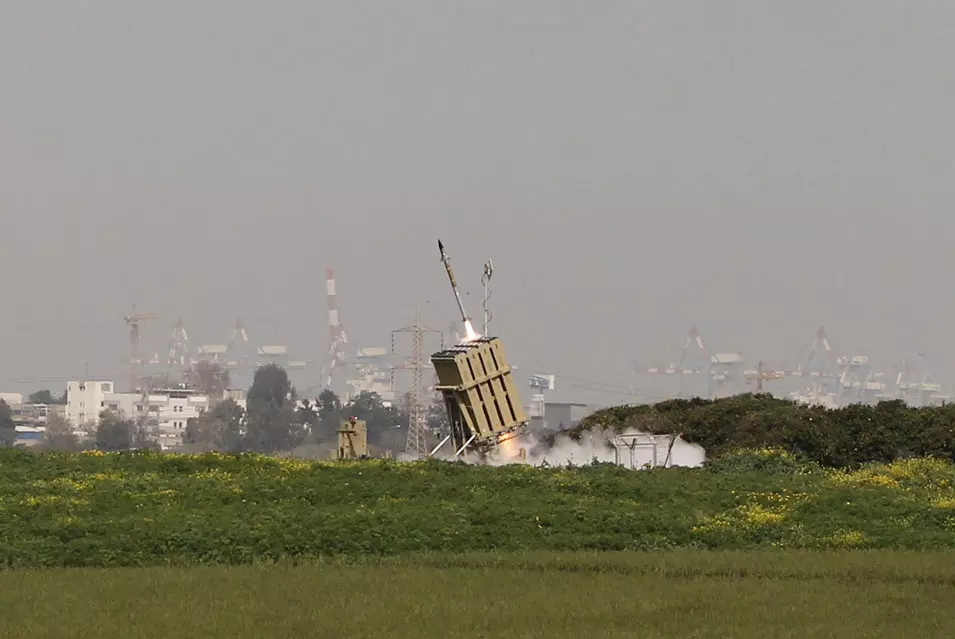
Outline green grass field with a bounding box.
[4,448,955,567]
[4,448,955,635]
[3,551,954,638]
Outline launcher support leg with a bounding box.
[429,435,451,457]
[454,434,476,458]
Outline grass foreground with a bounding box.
[4,447,955,567]
[2,551,955,638]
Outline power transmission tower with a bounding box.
[391,310,444,456]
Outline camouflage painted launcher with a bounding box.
[431,337,528,454]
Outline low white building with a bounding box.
[67,380,210,450]
[14,425,44,448]
[0,392,24,406]
[11,403,66,427]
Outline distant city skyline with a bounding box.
[4,1,955,407]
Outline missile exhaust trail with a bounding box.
[437,239,471,325]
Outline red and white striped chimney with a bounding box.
[324,267,348,387]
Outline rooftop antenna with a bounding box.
[482,259,494,336]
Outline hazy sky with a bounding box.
[3,1,955,404]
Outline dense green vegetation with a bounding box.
[2,446,955,568]
[569,393,955,468]
[2,551,954,638]
[0,400,14,447]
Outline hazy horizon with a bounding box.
[4,1,955,405]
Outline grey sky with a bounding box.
[3,1,955,404]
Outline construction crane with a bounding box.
[636,326,709,398]
[636,326,744,399]
[832,354,887,405]
[124,305,160,392]
[167,318,189,369]
[752,327,842,406]
[743,361,786,392]
[895,356,948,406]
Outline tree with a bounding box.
[29,390,54,404]
[133,414,162,450]
[244,365,305,452]
[343,391,403,445]
[313,389,343,441]
[248,364,292,410]
[95,411,134,451]
[318,389,342,416]
[28,389,66,405]
[42,414,80,451]
[185,398,244,452]
[0,400,15,447]
[297,398,319,435]
[184,361,231,400]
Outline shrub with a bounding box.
[569,394,955,469]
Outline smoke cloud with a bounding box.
[421,429,706,469]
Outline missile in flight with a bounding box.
[437,239,471,325]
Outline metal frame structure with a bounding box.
[392,310,444,456]
[609,432,678,469]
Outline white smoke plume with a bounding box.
[421,428,706,469]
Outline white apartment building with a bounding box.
[67,381,210,450]
[131,387,209,450]
[65,380,116,427]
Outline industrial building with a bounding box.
[525,375,592,432]
[529,401,591,433]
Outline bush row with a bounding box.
[567,394,955,468]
